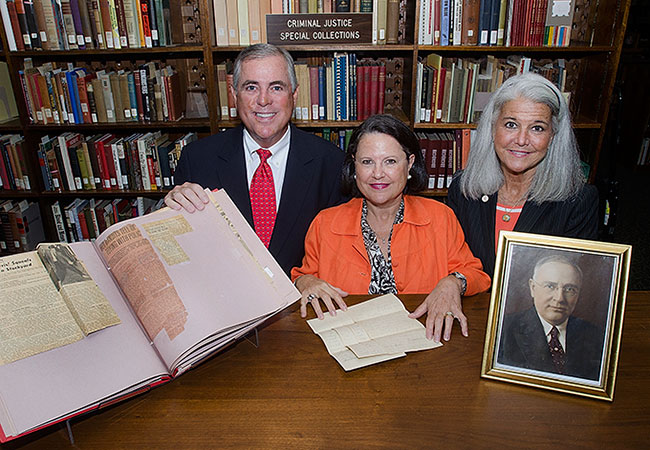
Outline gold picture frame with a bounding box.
[481,231,632,401]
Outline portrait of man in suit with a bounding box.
[497,255,605,381]
[164,43,345,275]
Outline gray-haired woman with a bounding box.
[447,72,598,278]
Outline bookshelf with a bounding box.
[0,0,632,243]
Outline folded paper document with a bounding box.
[307,294,441,371]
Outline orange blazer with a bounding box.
[291,195,491,295]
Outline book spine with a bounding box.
[22,0,43,48]
[69,0,86,48]
[114,0,129,47]
[1,0,21,50]
[106,0,121,48]
[14,0,33,49]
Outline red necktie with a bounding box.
[249,149,276,247]
[548,326,566,374]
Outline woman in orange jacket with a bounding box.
[292,115,491,342]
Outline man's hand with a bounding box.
[164,182,210,213]
[408,275,467,342]
[295,274,349,319]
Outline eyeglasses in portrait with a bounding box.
[481,231,631,401]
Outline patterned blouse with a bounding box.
[361,198,405,295]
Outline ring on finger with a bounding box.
[445,311,454,317]
[307,293,317,301]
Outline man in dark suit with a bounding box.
[498,255,605,381]
[165,44,344,274]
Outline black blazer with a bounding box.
[447,176,599,278]
[498,307,605,381]
[174,124,345,274]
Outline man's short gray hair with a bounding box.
[232,43,297,93]
[532,255,583,285]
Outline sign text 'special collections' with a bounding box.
[266,13,372,45]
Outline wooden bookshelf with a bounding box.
[0,0,632,243]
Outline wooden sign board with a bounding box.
[266,13,372,45]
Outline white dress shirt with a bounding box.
[243,127,291,212]
[537,311,569,351]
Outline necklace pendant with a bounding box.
[502,214,511,222]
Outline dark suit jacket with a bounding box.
[174,124,345,274]
[447,176,599,278]
[498,307,605,381]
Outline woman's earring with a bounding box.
[354,173,357,179]
[407,173,412,180]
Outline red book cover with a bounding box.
[433,0,441,46]
[378,64,386,115]
[98,0,114,48]
[362,65,370,120]
[102,136,118,188]
[75,71,95,124]
[167,70,183,121]
[369,64,379,116]
[356,65,364,120]
[437,135,446,190]
[77,209,90,240]
[146,152,156,189]
[461,128,471,169]
[445,132,454,187]
[426,133,437,188]
[521,0,535,46]
[417,133,433,176]
[93,133,113,189]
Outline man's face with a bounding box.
[232,55,297,149]
[529,261,581,326]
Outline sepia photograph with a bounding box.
[481,232,632,401]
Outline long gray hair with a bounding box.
[460,72,585,203]
[232,43,297,93]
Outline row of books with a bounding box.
[51,196,163,243]
[418,129,471,190]
[213,0,408,46]
[37,131,197,193]
[316,127,353,151]
[218,55,401,122]
[0,0,198,51]
[0,134,33,191]
[418,0,576,47]
[415,54,574,124]
[19,59,184,125]
[0,200,45,255]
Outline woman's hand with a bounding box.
[295,275,348,319]
[408,275,467,342]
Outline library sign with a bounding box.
[266,13,372,45]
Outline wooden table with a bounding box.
[7,292,650,449]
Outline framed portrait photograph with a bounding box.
[481,231,632,401]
